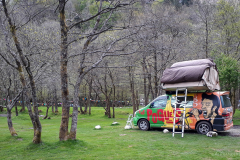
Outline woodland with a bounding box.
[0,0,240,143]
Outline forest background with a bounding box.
[1,0,240,143]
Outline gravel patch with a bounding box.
[218,125,240,137]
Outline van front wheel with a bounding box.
[196,121,212,135]
[138,119,150,131]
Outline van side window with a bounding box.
[220,95,232,108]
[171,96,193,108]
[151,96,168,108]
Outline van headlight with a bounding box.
[134,111,138,117]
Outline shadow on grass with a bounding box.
[3,135,25,142]
[25,139,88,151]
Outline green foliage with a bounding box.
[214,0,240,54]
[233,109,240,125]
[212,53,240,91]
[89,1,119,29]
[73,0,120,30]
[74,0,95,13]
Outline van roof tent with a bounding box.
[161,59,220,91]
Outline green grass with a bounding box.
[233,109,240,125]
[0,107,240,160]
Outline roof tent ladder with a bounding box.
[172,88,187,138]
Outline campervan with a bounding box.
[133,92,233,134]
[133,91,233,134]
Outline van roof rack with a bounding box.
[165,90,207,95]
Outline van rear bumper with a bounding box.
[213,122,233,131]
[224,122,233,131]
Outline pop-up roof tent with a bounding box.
[161,59,220,91]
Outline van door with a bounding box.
[147,96,169,128]
[170,95,194,129]
[220,94,233,131]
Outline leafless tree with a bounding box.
[190,1,216,58]
[0,0,58,143]
[0,64,21,136]
[58,0,138,140]
[131,3,191,103]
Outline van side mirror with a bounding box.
[150,102,154,108]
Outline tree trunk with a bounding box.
[69,73,84,140]
[153,50,158,99]
[20,92,25,112]
[135,90,139,110]
[54,89,58,113]
[128,66,136,114]
[147,64,154,101]
[14,104,18,116]
[2,0,41,143]
[43,104,50,119]
[142,55,148,106]
[0,92,3,112]
[112,86,115,118]
[13,71,18,116]
[107,98,111,118]
[231,87,236,115]
[88,79,92,115]
[52,103,54,113]
[7,106,17,136]
[121,90,124,107]
[69,82,82,140]
[59,0,70,141]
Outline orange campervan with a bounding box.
[133,91,233,134]
[133,59,233,134]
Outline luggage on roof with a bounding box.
[161,59,220,91]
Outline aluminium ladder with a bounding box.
[172,88,187,138]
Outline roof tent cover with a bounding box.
[161,59,220,91]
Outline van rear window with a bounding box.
[220,95,232,108]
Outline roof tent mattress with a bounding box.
[161,59,220,91]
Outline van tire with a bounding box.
[196,121,212,135]
[138,119,150,131]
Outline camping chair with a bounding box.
[125,114,133,129]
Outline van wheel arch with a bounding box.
[195,121,213,135]
[138,119,150,131]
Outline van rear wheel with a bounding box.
[138,119,150,131]
[196,121,212,135]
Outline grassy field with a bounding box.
[0,107,240,160]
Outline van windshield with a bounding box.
[150,96,169,108]
[220,95,232,108]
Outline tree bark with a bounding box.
[153,50,158,99]
[69,73,84,140]
[142,55,148,106]
[88,78,92,115]
[59,0,70,141]
[43,103,50,119]
[128,66,136,114]
[20,92,25,112]
[13,71,18,116]
[231,87,236,115]
[7,107,17,136]
[54,86,58,113]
